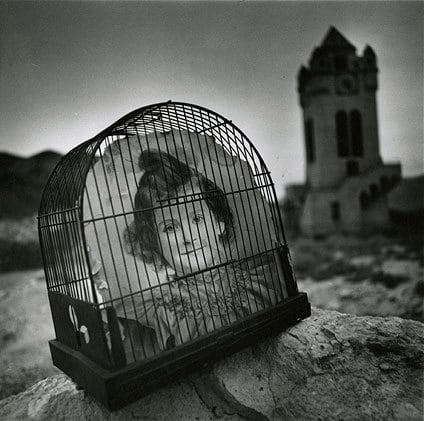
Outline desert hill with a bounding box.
[0,151,62,218]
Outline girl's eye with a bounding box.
[192,215,204,224]
[164,224,175,232]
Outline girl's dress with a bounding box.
[121,252,284,361]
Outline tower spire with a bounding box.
[321,26,356,51]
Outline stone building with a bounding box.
[286,27,401,235]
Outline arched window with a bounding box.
[305,119,315,163]
[350,110,363,157]
[336,111,349,157]
[370,184,379,199]
[331,201,341,221]
[359,192,368,210]
[380,176,389,193]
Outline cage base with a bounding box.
[49,292,311,411]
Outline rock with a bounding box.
[381,259,422,279]
[350,255,376,267]
[0,308,422,421]
[381,245,407,258]
[299,277,423,322]
[0,270,58,400]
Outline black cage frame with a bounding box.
[38,101,310,410]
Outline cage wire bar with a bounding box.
[38,101,310,410]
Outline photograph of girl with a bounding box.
[122,150,283,358]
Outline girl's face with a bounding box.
[154,183,225,276]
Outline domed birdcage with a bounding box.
[38,101,310,410]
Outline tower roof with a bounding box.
[321,26,356,51]
[364,45,376,57]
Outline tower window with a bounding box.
[336,110,365,160]
[336,111,349,157]
[380,176,389,193]
[359,192,368,209]
[370,184,379,198]
[305,119,315,163]
[331,201,341,221]
[346,160,359,176]
[350,110,363,157]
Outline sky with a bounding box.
[0,1,423,196]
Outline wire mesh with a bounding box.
[39,101,294,365]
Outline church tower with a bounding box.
[296,27,401,235]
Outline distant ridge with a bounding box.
[0,151,62,218]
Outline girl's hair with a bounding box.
[125,151,234,266]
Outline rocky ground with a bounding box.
[0,231,422,406]
[0,308,423,420]
[291,234,423,322]
[0,270,58,400]
[0,217,41,272]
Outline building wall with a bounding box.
[301,190,338,234]
[300,162,401,235]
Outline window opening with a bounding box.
[380,176,389,193]
[370,183,379,199]
[305,119,315,163]
[359,192,368,210]
[336,111,349,157]
[331,201,341,221]
[350,110,363,157]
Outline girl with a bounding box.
[124,151,282,355]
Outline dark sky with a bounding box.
[1,1,422,195]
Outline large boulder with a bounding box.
[1,308,422,420]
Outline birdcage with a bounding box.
[38,101,310,410]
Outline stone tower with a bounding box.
[296,27,401,235]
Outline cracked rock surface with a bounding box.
[0,308,422,420]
